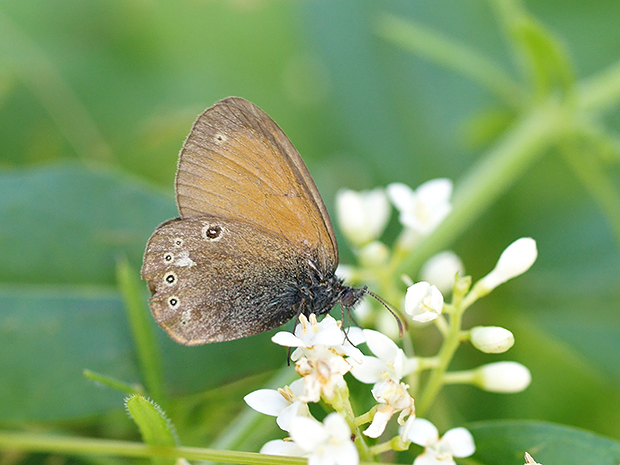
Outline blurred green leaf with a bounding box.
[0,163,176,285]
[493,0,575,99]
[0,164,285,422]
[469,420,620,464]
[0,289,135,421]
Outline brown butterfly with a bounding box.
[141,97,367,345]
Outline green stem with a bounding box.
[397,98,566,278]
[578,58,620,111]
[82,369,144,395]
[443,370,476,385]
[0,431,302,464]
[375,12,524,107]
[415,306,464,416]
[326,385,372,461]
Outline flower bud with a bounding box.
[478,238,537,292]
[470,326,514,353]
[420,251,464,294]
[404,281,444,323]
[336,188,390,246]
[474,361,531,393]
[357,241,390,267]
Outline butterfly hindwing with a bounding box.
[141,215,315,344]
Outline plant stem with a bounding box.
[578,58,620,111]
[375,12,524,107]
[415,305,464,416]
[0,431,302,464]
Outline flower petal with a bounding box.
[363,407,393,438]
[331,439,359,465]
[289,416,328,452]
[386,183,415,213]
[349,355,387,384]
[260,439,306,457]
[272,332,305,347]
[323,412,352,442]
[414,449,454,465]
[442,427,475,457]
[244,389,289,416]
[276,401,309,432]
[407,418,439,446]
[363,329,400,362]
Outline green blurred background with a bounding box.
[1,0,620,461]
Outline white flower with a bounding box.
[387,179,452,235]
[405,282,444,323]
[475,361,531,393]
[419,251,464,294]
[244,379,310,431]
[364,379,415,438]
[477,238,537,292]
[470,326,514,354]
[289,412,359,465]
[295,354,351,403]
[407,419,475,465]
[260,439,306,457]
[336,188,390,247]
[349,330,417,384]
[272,314,365,363]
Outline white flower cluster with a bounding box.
[245,314,475,465]
[244,179,538,465]
[245,314,364,465]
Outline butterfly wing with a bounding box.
[141,215,308,344]
[174,97,338,269]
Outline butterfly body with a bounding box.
[142,97,364,345]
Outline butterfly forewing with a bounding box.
[141,215,312,344]
[175,97,338,269]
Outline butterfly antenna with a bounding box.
[339,304,359,346]
[363,289,407,338]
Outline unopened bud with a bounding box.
[474,361,531,393]
[470,326,514,353]
[477,238,537,293]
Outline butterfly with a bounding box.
[141,97,368,345]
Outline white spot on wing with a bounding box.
[175,250,196,267]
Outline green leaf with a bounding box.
[0,165,286,422]
[0,289,135,421]
[117,257,166,405]
[0,163,176,286]
[493,0,575,99]
[125,395,177,465]
[469,420,620,464]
